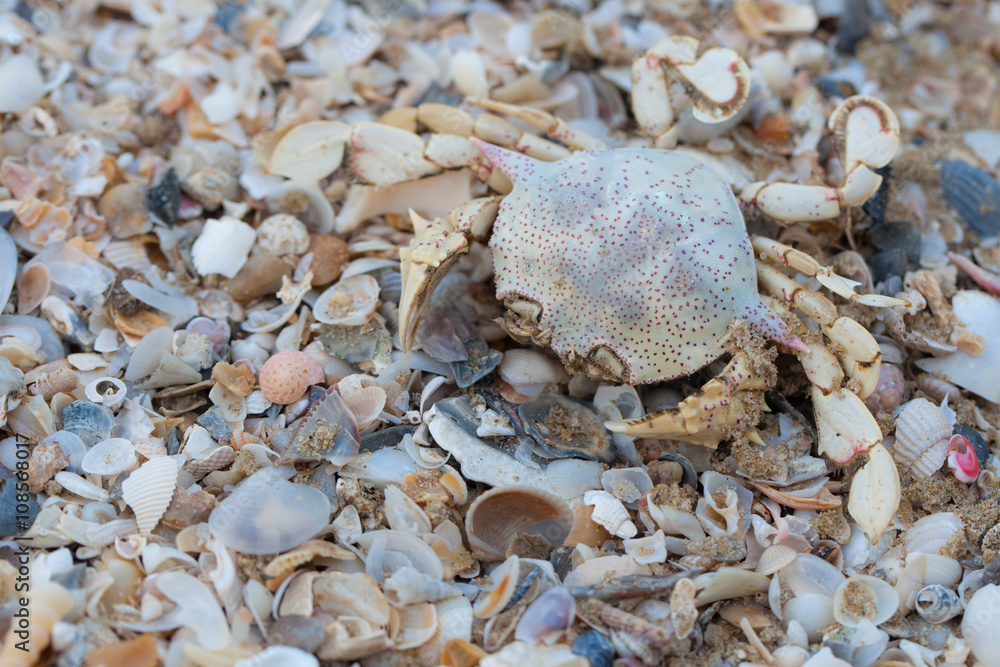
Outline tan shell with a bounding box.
[258,350,325,404]
[25,362,78,401]
[341,385,387,430]
[564,503,612,548]
[441,638,488,667]
[466,486,573,561]
[211,361,256,397]
[121,456,179,534]
[263,539,356,578]
[183,446,237,480]
[848,442,901,545]
[756,543,797,575]
[308,233,350,286]
[17,263,50,315]
[892,398,951,478]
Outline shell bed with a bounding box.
[477,140,806,384]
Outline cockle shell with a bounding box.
[341,385,387,430]
[121,456,179,533]
[757,543,798,575]
[466,485,573,560]
[259,350,325,404]
[583,490,637,539]
[474,141,805,384]
[892,398,951,478]
[313,275,381,326]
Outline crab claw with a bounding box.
[947,434,979,483]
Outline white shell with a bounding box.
[384,485,432,536]
[498,349,569,387]
[623,530,667,565]
[121,456,179,533]
[356,530,444,583]
[313,275,380,325]
[832,575,899,628]
[81,438,137,475]
[583,489,637,538]
[757,543,798,575]
[84,377,127,410]
[53,471,110,501]
[191,217,257,278]
[963,584,1000,667]
[546,458,603,500]
[601,467,653,504]
[341,385,387,430]
[892,398,951,478]
[895,552,963,612]
[914,584,963,623]
[904,511,963,554]
[696,471,753,538]
[383,566,462,607]
[256,213,310,256]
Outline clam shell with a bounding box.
[17,262,50,315]
[757,543,798,575]
[121,456,179,533]
[81,438,137,476]
[513,586,575,645]
[466,486,573,561]
[892,398,951,478]
[473,556,521,619]
[962,584,1000,666]
[356,529,444,583]
[313,275,381,326]
[601,467,653,504]
[498,349,569,387]
[832,574,899,628]
[384,484,432,536]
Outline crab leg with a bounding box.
[604,351,773,448]
[398,200,499,351]
[631,37,751,148]
[467,99,607,152]
[739,96,900,224]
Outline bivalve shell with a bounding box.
[757,543,798,575]
[16,263,50,315]
[121,456,179,533]
[313,275,381,326]
[81,438,137,476]
[892,398,951,478]
[341,385,387,430]
[466,485,573,561]
[962,584,1000,667]
[832,575,899,628]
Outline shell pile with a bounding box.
[2,1,1000,667]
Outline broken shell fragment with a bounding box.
[847,443,900,545]
[279,387,360,466]
[259,350,325,404]
[519,393,616,462]
[466,485,573,560]
[191,217,257,278]
[313,275,381,326]
[16,263,50,315]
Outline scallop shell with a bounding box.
[121,456,179,534]
[892,398,951,478]
[17,263,50,315]
[81,438,137,476]
[257,213,310,256]
[466,485,573,561]
[832,574,899,628]
[757,543,798,575]
[313,275,381,326]
[341,385,387,430]
[583,489,637,539]
[259,350,325,404]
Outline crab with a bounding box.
[388,92,905,464]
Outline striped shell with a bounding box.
[466,486,573,561]
[892,398,951,478]
[121,456,179,533]
[583,489,637,538]
[756,543,798,575]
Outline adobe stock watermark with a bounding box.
[10,434,35,655]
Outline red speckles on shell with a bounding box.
[259,350,326,404]
[475,142,800,384]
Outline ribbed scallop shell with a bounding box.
[121,456,179,533]
[313,274,380,325]
[258,350,325,404]
[892,398,951,478]
[184,446,237,480]
[341,385,386,430]
[757,543,798,575]
[466,486,573,561]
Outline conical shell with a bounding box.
[466,486,573,561]
[583,489,637,538]
[17,263,50,315]
[757,543,798,575]
[121,456,179,533]
[892,398,951,478]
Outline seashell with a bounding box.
[697,471,753,538]
[81,438,137,476]
[16,263,50,315]
[257,213,310,256]
[0,54,44,113]
[518,392,616,462]
[384,566,462,607]
[121,456,178,533]
[341,385,387,430]
[864,363,907,415]
[892,398,951,478]
[268,121,351,183]
[693,568,771,606]
[946,434,979,483]
[184,446,237,480]
[601,467,654,504]
[442,638,489,667]
[264,181,335,235]
[84,377,127,410]
[757,543,798,575]
[209,467,331,555]
[259,350,325,404]
[385,484,432,536]
[895,552,963,613]
[279,387,361,466]
[146,167,180,225]
[53,471,110,501]
[963,584,1000,667]
[499,349,570,389]
[0,582,71,667]
[623,530,667,565]
[313,275,381,326]
[393,602,438,650]
[154,571,231,650]
[307,233,350,287]
[99,183,152,238]
[583,490,637,539]
[466,485,573,561]
[848,443,900,546]
[356,529,444,583]
[263,539,356,579]
[473,556,522,619]
[939,160,1000,238]
[914,584,962,624]
[904,512,963,555]
[191,217,257,278]
[513,586,575,645]
[245,390,272,415]
[27,365,78,401]
[832,575,899,628]
[547,459,603,500]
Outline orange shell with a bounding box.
[259,350,325,404]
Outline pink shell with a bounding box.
[258,351,325,404]
[947,434,979,484]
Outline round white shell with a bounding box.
[81,438,137,475]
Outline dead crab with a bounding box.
[391,93,904,465]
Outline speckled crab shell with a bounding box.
[474,141,803,384]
